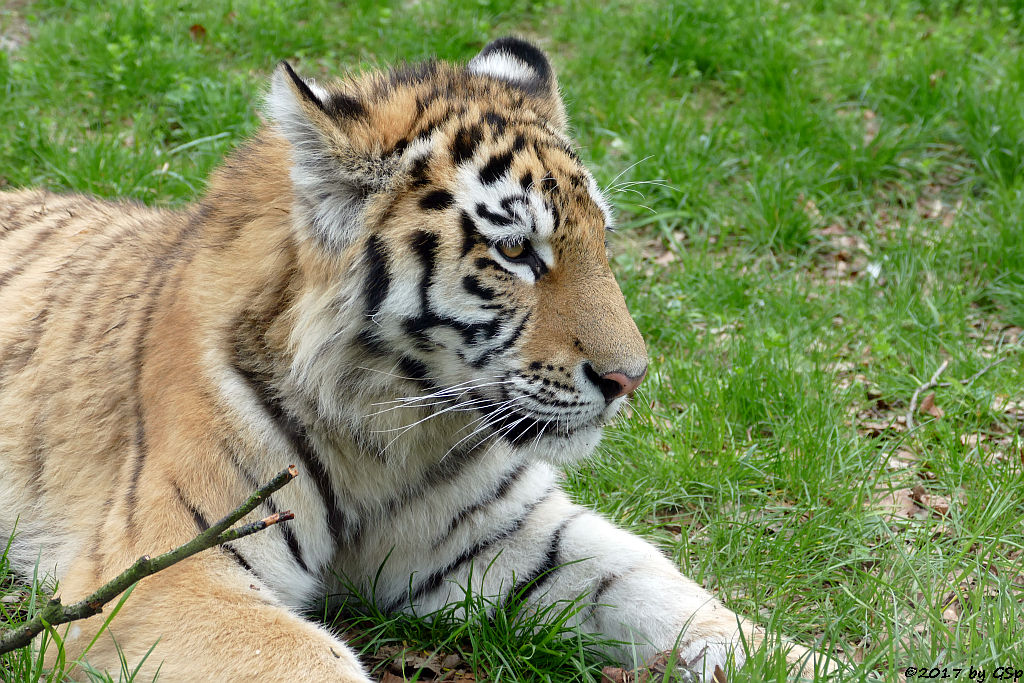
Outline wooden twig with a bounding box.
[935,356,1008,389]
[906,354,1013,432]
[0,465,298,655]
[906,360,949,431]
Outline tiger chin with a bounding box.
[0,39,834,681]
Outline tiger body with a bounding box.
[0,40,824,681]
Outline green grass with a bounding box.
[2,0,1023,680]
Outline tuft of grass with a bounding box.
[328,563,616,682]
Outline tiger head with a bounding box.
[265,38,646,464]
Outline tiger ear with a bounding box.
[267,62,397,251]
[468,37,567,132]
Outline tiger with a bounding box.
[0,38,833,681]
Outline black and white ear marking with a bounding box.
[269,61,364,123]
[265,62,382,252]
[468,37,554,94]
[282,61,327,109]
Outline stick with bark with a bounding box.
[0,465,299,654]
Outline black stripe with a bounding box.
[403,229,502,346]
[581,572,622,626]
[472,311,529,368]
[124,209,206,534]
[177,482,261,576]
[479,150,514,185]
[431,462,528,548]
[323,89,364,120]
[409,229,439,267]
[0,218,69,294]
[270,499,309,572]
[550,202,560,232]
[350,441,487,549]
[504,512,581,609]
[231,361,350,544]
[176,484,210,532]
[452,125,483,165]
[398,489,551,610]
[408,155,432,188]
[592,572,619,606]
[363,234,391,317]
[462,274,497,301]
[476,203,513,227]
[389,138,409,158]
[0,307,48,383]
[477,38,553,85]
[222,439,296,575]
[460,212,484,256]
[519,172,533,192]
[474,256,501,272]
[483,112,507,135]
[355,327,389,356]
[222,544,256,574]
[280,60,364,120]
[396,355,430,385]
[419,189,454,211]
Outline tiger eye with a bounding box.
[498,242,526,260]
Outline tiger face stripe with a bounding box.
[0,38,834,681]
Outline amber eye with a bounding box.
[497,241,527,260]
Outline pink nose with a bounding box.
[596,368,647,402]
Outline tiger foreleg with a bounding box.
[425,492,835,681]
[555,509,836,679]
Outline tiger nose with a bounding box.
[584,364,648,402]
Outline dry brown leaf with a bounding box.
[919,392,945,419]
[875,488,928,521]
[909,484,964,517]
[653,250,676,265]
[960,433,984,448]
[941,603,961,623]
[885,450,918,471]
[601,666,631,683]
[379,674,406,683]
[440,653,463,670]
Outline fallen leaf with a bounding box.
[875,488,928,521]
[910,484,963,517]
[885,450,918,471]
[941,604,961,622]
[919,392,944,419]
[652,249,676,265]
[960,433,984,448]
[602,666,630,683]
[440,653,463,670]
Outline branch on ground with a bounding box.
[0,465,298,655]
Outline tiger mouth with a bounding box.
[470,397,594,444]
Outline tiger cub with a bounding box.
[0,38,829,680]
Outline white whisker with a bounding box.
[601,155,654,195]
